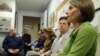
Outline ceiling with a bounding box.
[16,0,50,12]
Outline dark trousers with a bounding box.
[2,51,25,56]
[24,45,31,55]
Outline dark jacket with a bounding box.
[35,36,46,49]
[2,35,24,52]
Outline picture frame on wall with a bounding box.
[0,1,12,12]
[48,12,55,27]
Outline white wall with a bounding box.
[97,11,100,33]
[40,0,64,29]
[91,11,99,27]
[95,11,100,56]
[47,0,63,19]
[92,0,100,9]
[92,0,100,33]
[40,1,55,28]
[41,0,62,28]
[17,10,42,36]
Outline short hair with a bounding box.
[70,0,95,22]
[59,16,70,26]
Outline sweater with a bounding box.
[2,35,24,52]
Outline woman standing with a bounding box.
[52,0,98,56]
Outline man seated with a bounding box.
[2,28,25,56]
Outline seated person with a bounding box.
[31,40,38,50]
[26,27,56,56]
[33,30,46,51]
[41,16,72,56]
[2,28,25,56]
[31,30,44,51]
[40,27,56,53]
[22,29,31,55]
[26,30,46,56]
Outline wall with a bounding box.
[91,0,100,33]
[97,11,100,33]
[41,0,57,29]
[40,0,61,29]
[92,0,100,9]
[96,11,100,31]
[47,0,63,16]
[95,10,100,56]
[17,10,42,36]
[40,0,65,30]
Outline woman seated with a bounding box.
[26,27,56,56]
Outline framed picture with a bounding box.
[48,12,55,27]
[0,1,12,12]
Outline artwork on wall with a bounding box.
[0,17,11,32]
[0,2,12,12]
[48,12,54,27]
[0,0,13,32]
[48,12,57,27]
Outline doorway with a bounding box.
[23,16,40,41]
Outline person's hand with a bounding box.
[28,43,31,46]
[8,49,16,54]
[16,49,19,51]
[14,49,19,53]
[33,48,39,52]
[40,48,45,54]
[8,49,13,53]
[25,43,28,45]
[41,53,47,56]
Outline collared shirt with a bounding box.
[51,28,73,53]
[31,40,38,49]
